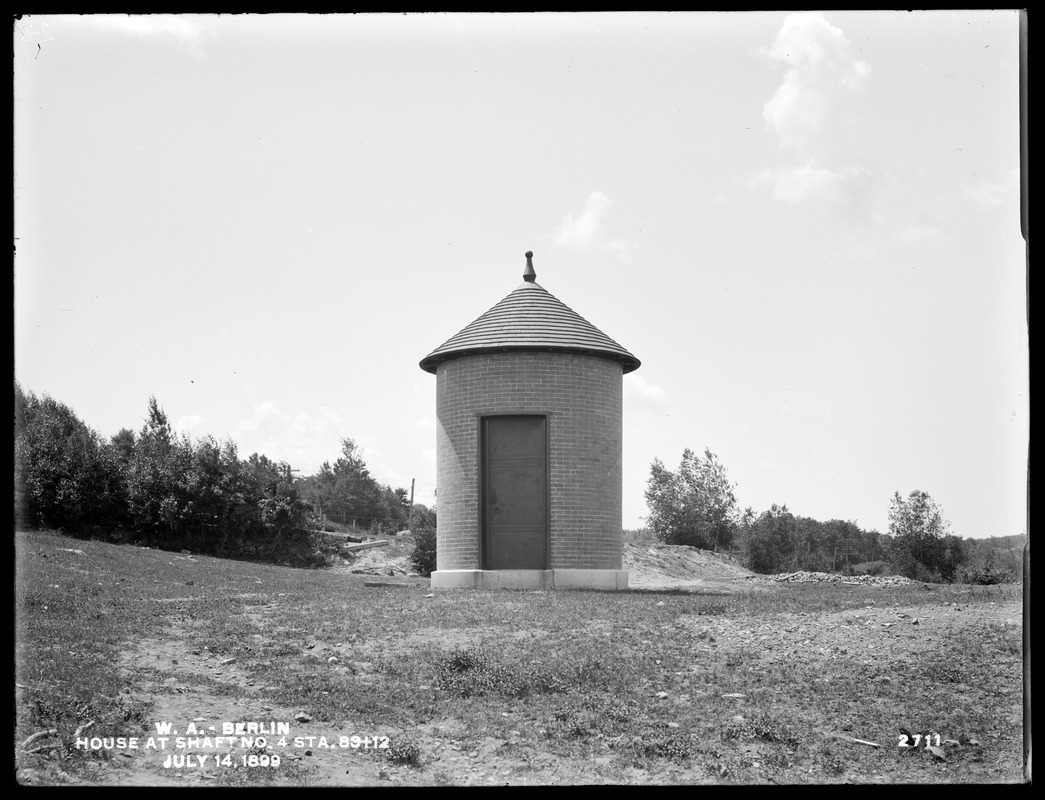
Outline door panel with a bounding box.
[483,416,547,570]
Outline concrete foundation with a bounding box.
[431,569,628,591]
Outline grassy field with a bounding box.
[14,529,1026,785]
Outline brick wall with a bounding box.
[435,351,624,571]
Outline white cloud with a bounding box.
[962,169,1020,209]
[557,191,610,249]
[624,373,669,417]
[894,201,950,246]
[230,403,412,487]
[556,191,629,258]
[358,446,405,489]
[751,161,871,204]
[288,407,343,440]
[235,401,287,433]
[753,13,871,204]
[174,414,206,435]
[758,12,871,156]
[234,402,349,471]
[77,14,211,58]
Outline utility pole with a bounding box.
[407,478,415,524]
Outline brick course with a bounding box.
[435,351,623,571]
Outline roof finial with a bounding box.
[523,251,536,282]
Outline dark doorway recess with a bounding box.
[482,415,548,570]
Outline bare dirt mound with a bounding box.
[624,543,756,592]
[328,533,420,578]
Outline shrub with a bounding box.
[740,505,798,574]
[886,491,967,582]
[409,505,437,577]
[958,542,1022,585]
[960,566,1007,585]
[644,448,739,550]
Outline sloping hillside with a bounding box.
[623,543,754,592]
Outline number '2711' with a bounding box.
[899,733,941,748]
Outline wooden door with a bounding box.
[482,415,547,570]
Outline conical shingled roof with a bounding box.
[419,252,640,374]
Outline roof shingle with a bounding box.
[419,277,640,374]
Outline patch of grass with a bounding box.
[264,668,393,721]
[433,647,567,700]
[16,550,156,777]
[632,729,696,763]
[213,753,314,787]
[14,530,1025,785]
[549,692,635,740]
[695,746,744,780]
[722,712,801,746]
[690,597,731,615]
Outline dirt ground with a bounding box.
[335,536,758,592]
[623,542,759,592]
[19,539,1024,787]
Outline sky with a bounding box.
[15,12,1027,539]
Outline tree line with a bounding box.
[644,447,1022,584]
[14,385,416,554]
[14,384,1018,583]
[295,439,410,534]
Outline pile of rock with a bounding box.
[752,570,917,586]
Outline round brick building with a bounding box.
[420,252,640,590]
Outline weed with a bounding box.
[633,730,695,763]
[265,668,390,720]
[571,656,614,690]
[552,704,596,739]
[700,750,733,779]
[761,748,793,774]
[433,647,564,700]
[385,737,422,767]
[722,713,800,746]
[815,744,848,777]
